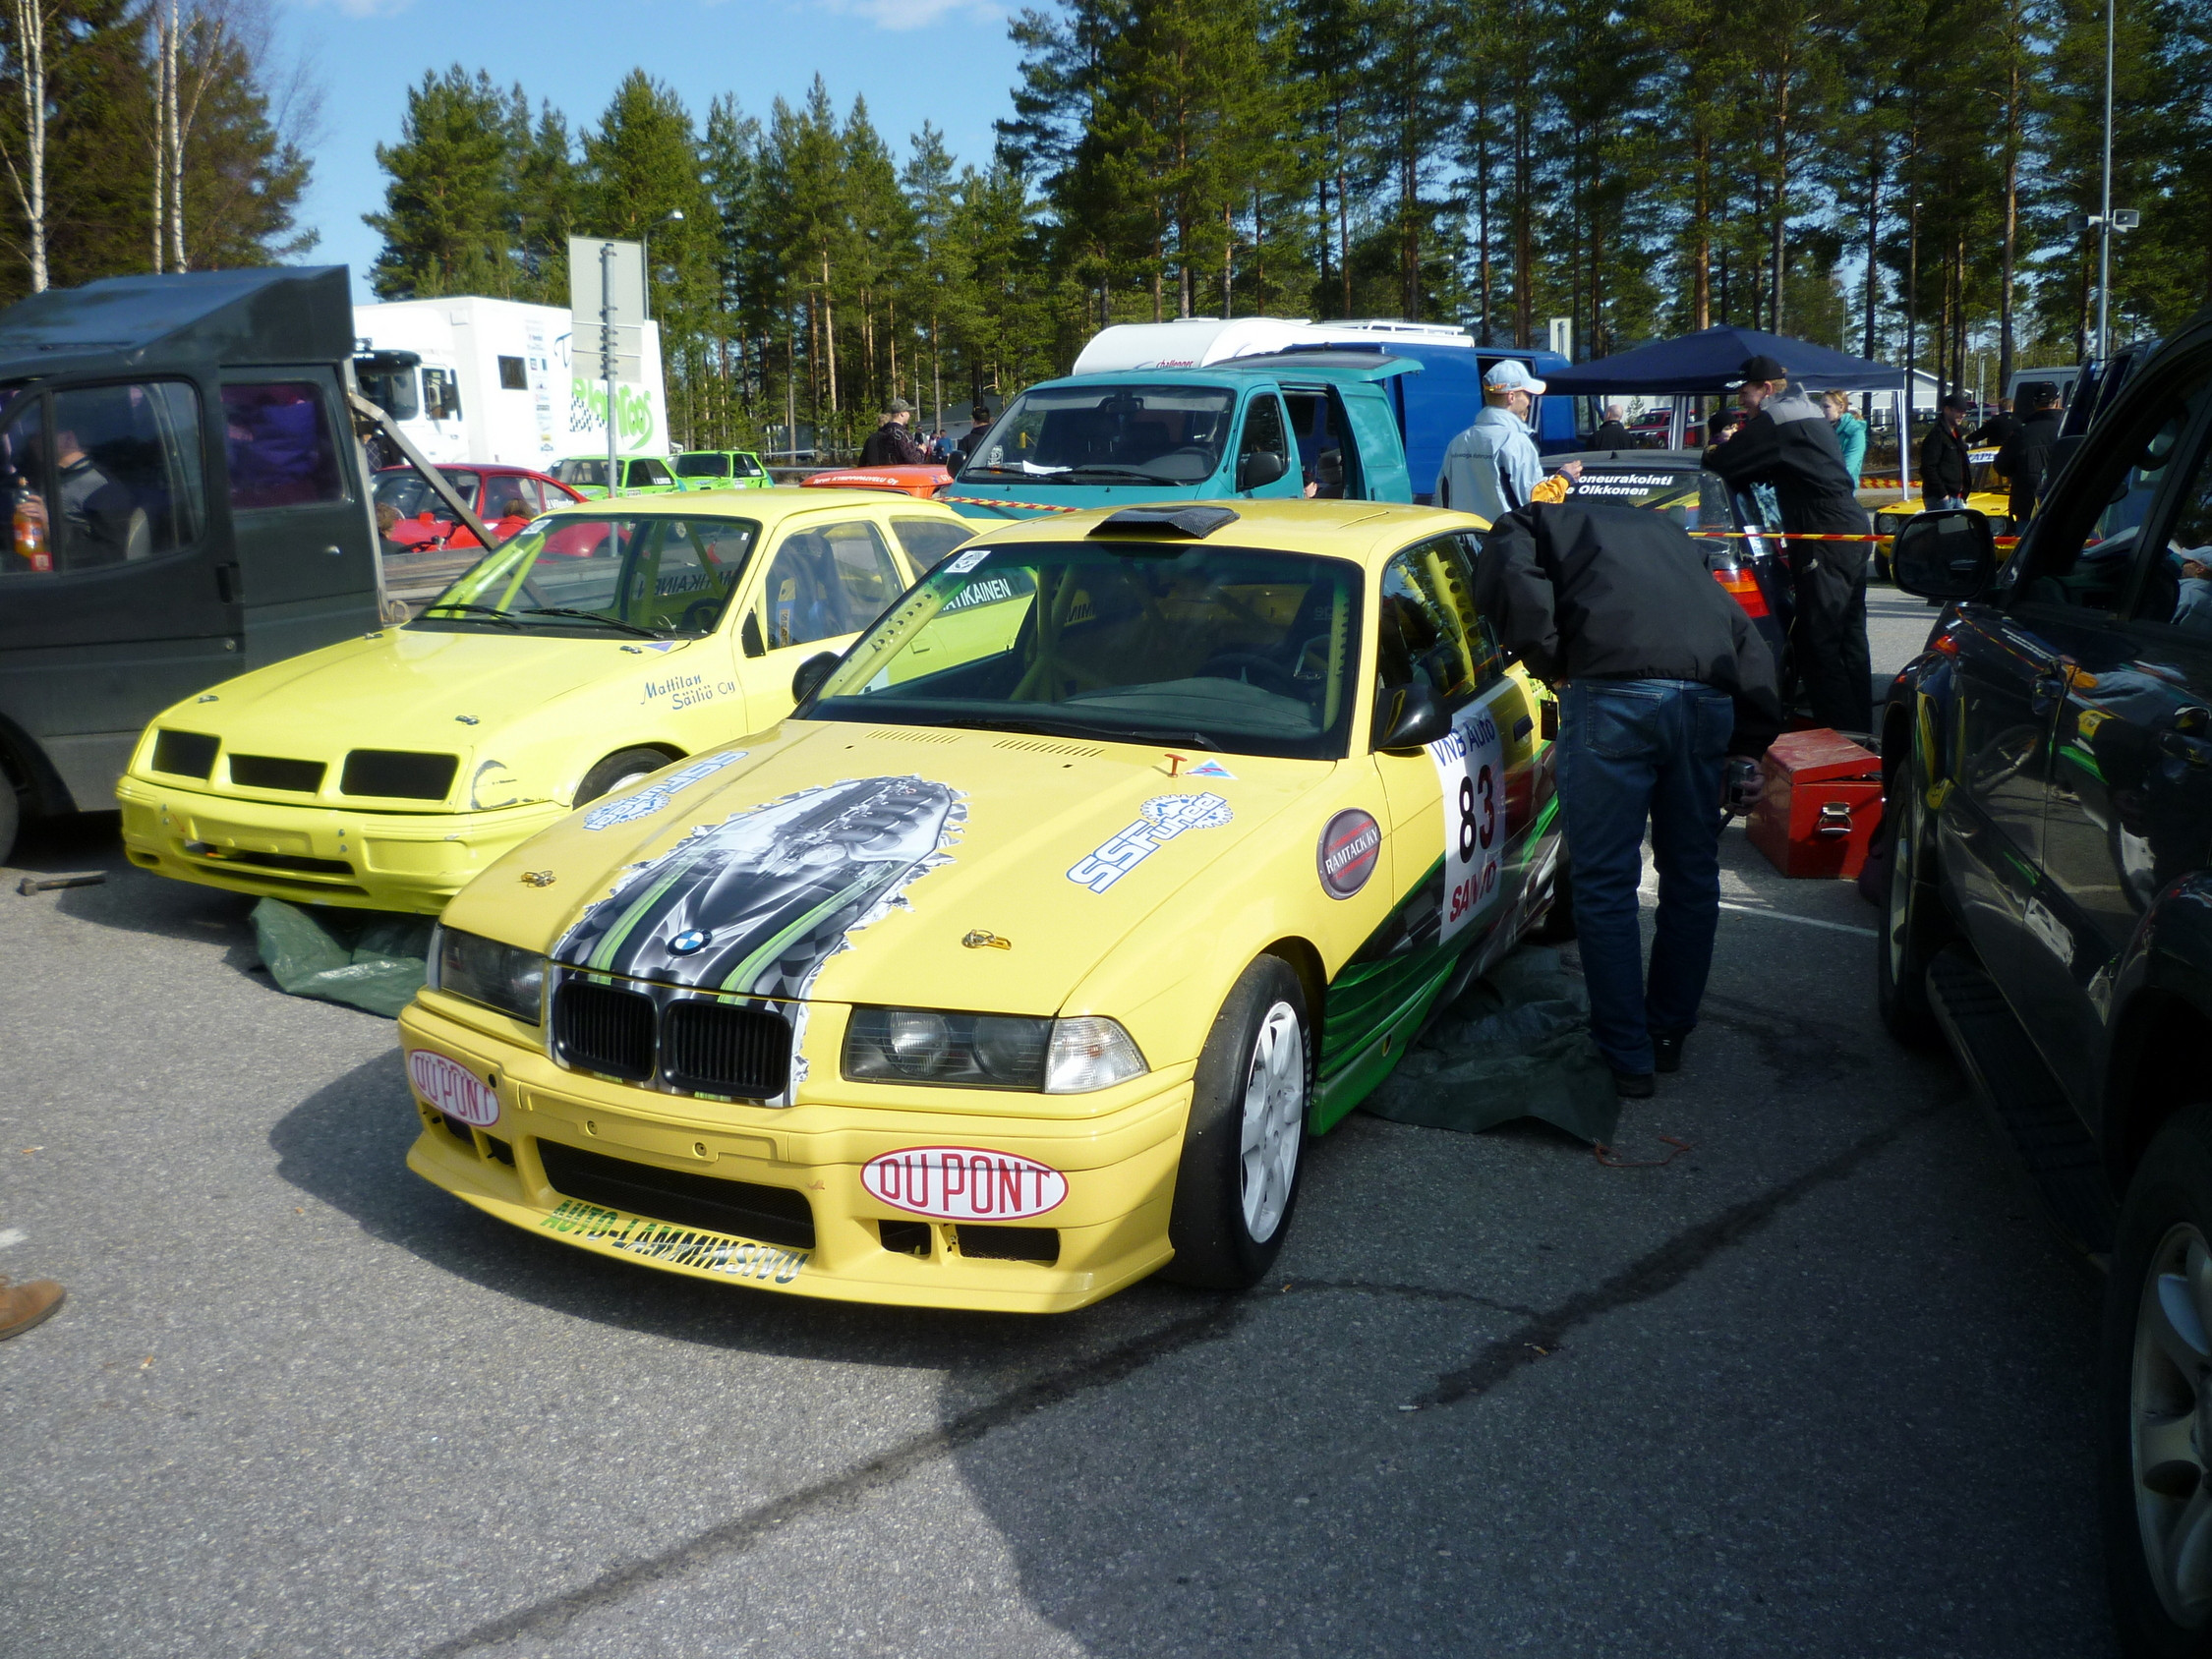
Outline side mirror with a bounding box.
[1892,508,1997,601]
[1374,681,1451,753]
[790,650,841,707]
[740,612,766,658]
[1238,450,1288,491]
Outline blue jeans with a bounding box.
[1556,679,1735,1074]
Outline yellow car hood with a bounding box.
[187,629,708,758]
[459,719,1332,1016]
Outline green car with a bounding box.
[673,449,772,490]
[548,456,688,499]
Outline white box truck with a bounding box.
[351,295,670,471]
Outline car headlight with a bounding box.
[427,924,546,1024]
[844,1007,1145,1093]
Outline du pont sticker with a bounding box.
[861,1147,1068,1222]
[540,1199,808,1285]
[408,1050,498,1127]
[1317,809,1381,898]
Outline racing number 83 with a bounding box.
[1456,768,1496,864]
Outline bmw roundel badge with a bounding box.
[669,929,711,955]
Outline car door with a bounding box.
[2036,374,2212,1108]
[1369,533,1543,968]
[219,371,378,671]
[0,376,235,808]
[734,516,909,729]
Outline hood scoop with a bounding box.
[867,728,962,744]
[991,737,1105,759]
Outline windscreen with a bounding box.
[1564,465,1734,533]
[809,540,1364,760]
[960,384,1238,486]
[414,513,760,639]
[552,458,609,488]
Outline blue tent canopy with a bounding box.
[1543,325,1900,396]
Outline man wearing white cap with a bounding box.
[1433,360,1582,523]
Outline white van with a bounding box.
[352,295,671,471]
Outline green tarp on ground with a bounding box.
[1362,946,1621,1146]
[250,897,434,1018]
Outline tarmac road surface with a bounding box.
[0,587,2119,1657]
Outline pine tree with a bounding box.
[364,68,514,299]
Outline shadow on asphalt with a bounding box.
[263,1046,1241,1381]
[15,812,273,984]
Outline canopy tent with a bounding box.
[1543,325,1899,395]
[1544,324,1913,488]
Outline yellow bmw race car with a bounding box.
[116,489,975,912]
[398,499,1565,1312]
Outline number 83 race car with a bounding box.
[398,499,1565,1311]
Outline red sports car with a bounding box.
[375,464,587,551]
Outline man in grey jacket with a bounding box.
[1434,360,1581,521]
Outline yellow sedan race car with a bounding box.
[1874,446,2013,580]
[397,499,1566,1312]
[116,489,976,912]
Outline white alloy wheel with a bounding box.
[1239,1001,1305,1243]
[2130,1220,2212,1630]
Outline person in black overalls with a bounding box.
[1703,353,1874,734]
[859,398,924,468]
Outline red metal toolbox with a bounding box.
[1747,729,1884,879]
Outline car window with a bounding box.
[890,515,973,571]
[357,366,419,423]
[1376,535,1492,710]
[553,458,607,489]
[2017,392,2202,612]
[628,458,673,487]
[733,453,765,478]
[222,381,344,510]
[484,476,537,519]
[423,368,461,421]
[674,452,729,479]
[0,380,204,576]
[2125,400,2212,634]
[810,541,1366,761]
[753,519,904,650]
[418,512,760,638]
[964,382,1238,486]
[444,471,480,511]
[1239,394,1289,468]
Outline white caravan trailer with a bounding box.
[352,295,670,469]
[1070,315,1482,375]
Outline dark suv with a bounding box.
[1881,306,2212,1656]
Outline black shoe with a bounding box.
[1612,1070,1655,1099]
[1652,1033,1685,1074]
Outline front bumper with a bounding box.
[116,775,567,913]
[397,997,1190,1313]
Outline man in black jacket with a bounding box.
[1967,396,2019,449]
[1703,353,1872,733]
[859,398,925,467]
[1592,403,1633,449]
[1996,382,2066,527]
[1918,393,1975,510]
[1475,499,1781,1095]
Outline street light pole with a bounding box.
[2097,0,2115,361]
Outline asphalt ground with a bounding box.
[1,585,2120,1658]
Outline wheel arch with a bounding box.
[1258,934,1327,1034]
[564,741,686,806]
[0,707,72,817]
[2106,989,2212,1191]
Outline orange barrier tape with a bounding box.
[939,494,1082,514]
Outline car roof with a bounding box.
[960,498,1484,569]
[537,485,960,521]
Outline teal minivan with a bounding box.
[943,354,1422,520]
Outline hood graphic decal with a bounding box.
[554,775,965,997]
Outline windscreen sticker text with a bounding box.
[1067,792,1234,893]
[583,749,748,831]
[541,1199,808,1284]
[1427,705,1505,944]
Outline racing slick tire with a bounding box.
[1877,752,1951,1049]
[575,747,674,807]
[1162,955,1311,1290]
[2101,1104,2212,1658]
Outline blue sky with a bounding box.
[278,0,1026,289]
